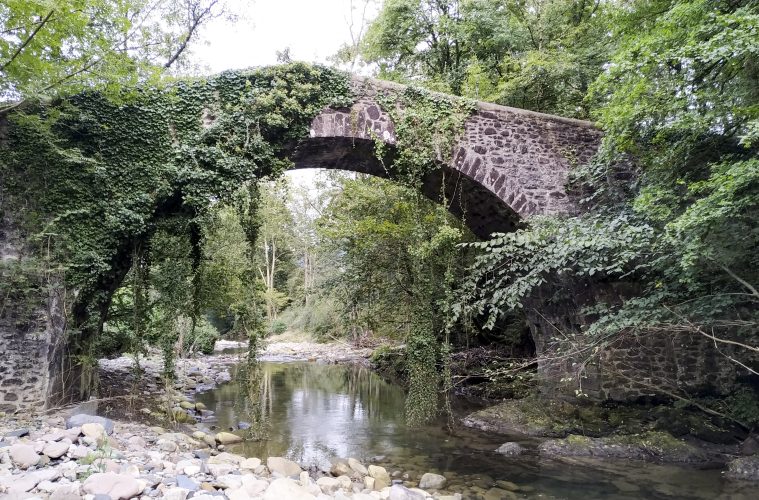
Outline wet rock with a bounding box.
[263,477,316,500]
[495,442,525,456]
[419,472,446,489]
[740,434,759,456]
[388,484,426,500]
[237,422,251,430]
[538,432,707,463]
[348,457,368,475]
[10,443,40,469]
[215,432,242,445]
[82,472,141,500]
[483,487,517,500]
[195,402,207,411]
[65,414,114,435]
[267,456,302,477]
[179,401,195,410]
[726,455,759,481]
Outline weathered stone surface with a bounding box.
[296,77,601,240]
[348,457,368,475]
[81,422,106,441]
[367,464,391,485]
[215,432,242,445]
[43,439,71,459]
[495,442,526,456]
[267,456,302,477]
[240,457,262,470]
[263,477,315,500]
[538,432,707,463]
[163,487,190,500]
[330,459,352,477]
[388,484,426,500]
[9,443,40,469]
[65,414,114,434]
[82,472,141,499]
[316,476,341,494]
[418,472,446,489]
[726,455,759,481]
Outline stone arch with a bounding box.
[288,77,603,238]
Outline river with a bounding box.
[193,360,752,499]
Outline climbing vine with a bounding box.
[374,85,476,187]
[1,63,353,388]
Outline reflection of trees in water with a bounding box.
[207,362,410,465]
[233,358,273,440]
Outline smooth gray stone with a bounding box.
[4,429,30,438]
[65,414,115,435]
[176,475,199,491]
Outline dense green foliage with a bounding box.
[360,0,614,117]
[0,1,234,109]
[1,63,352,382]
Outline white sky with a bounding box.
[194,0,377,72]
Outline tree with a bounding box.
[359,0,613,117]
[0,0,233,111]
[255,180,296,322]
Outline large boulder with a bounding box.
[82,472,141,499]
[267,456,302,477]
[9,443,40,469]
[65,414,114,435]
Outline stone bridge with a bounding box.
[292,77,602,238]
[0,74,606,412]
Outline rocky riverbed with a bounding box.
[0,412,462,499]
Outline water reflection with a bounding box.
[196,362,408,467]
[195,362,756,499]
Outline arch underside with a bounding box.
[290,137,520,239]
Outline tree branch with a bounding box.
[1,10,55,72]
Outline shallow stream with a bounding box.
[194,361,754,499]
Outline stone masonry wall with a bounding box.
[294,77,603,238]
[0,214,67,413]
[525,279,747,401]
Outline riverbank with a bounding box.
[0,411,461,499]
